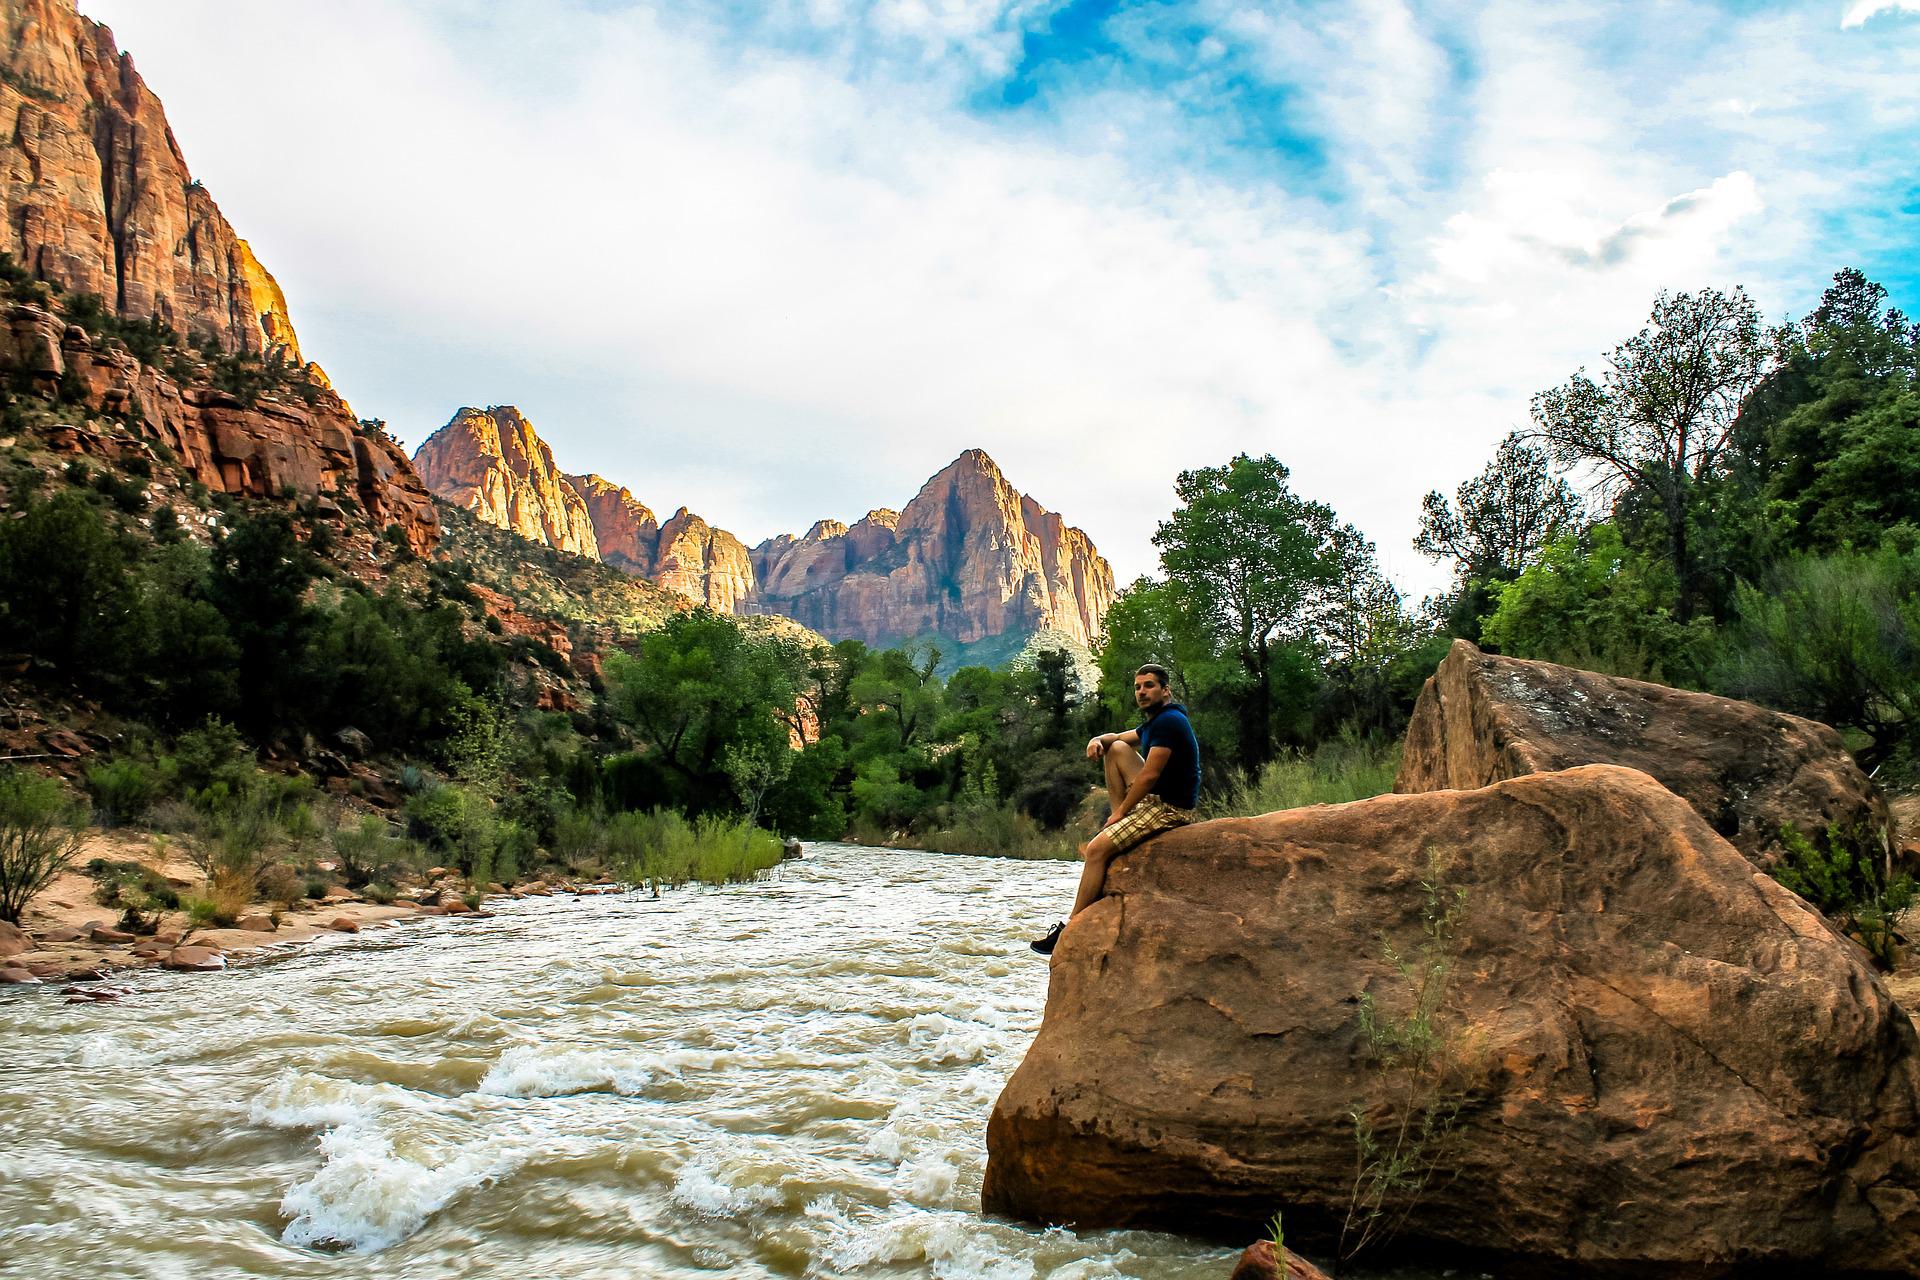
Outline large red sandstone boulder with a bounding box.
[1397,639,1890,872]
[983,765,1920,1276]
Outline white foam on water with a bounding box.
[898,1154,959,1206]
[72,1032,154,1067]
[905,1013,998,1065]
[811,1197,1037,1279]
[250,1069,428,1131]
[670,1160,785,1218]
[276,1124,508,1252]
[476,1044,654,1097]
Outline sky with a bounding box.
[82,0,1920,598]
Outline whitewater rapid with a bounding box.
[0,843,1239,1279]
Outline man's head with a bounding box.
[1133,664,1174,710]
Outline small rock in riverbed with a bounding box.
[233,914,276,933]
[64,967,109,982]
[89,925,136,944]
[163,947,225,972]
[328,918,359,933]
[0,966,41,984]
[1229,1241,1332,1280]
[36,926,85,944]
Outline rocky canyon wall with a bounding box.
[414,410,1115,653]
[748,449,1115,650]
[1,0,299,357]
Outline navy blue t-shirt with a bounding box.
[1137,703,1202,810]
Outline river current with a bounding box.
[0,843,1241,1280]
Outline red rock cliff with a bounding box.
[749,449,1116,649]
[1,0,298,356]
[412,407,599,559]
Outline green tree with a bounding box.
[0,491,139,687]
[210,510,317,736]
[1530,287,1769,619]
[1415,432,1582,636]
[603,609,802,814]
[1153,455,1342,768]
[0,767,85,923]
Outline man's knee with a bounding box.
[1083,832,1118,864]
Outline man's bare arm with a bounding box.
[1085,728,1142,760]
[1107,745,1172,824]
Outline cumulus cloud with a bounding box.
[79,0,1920,597]
[1843,0,1920,28]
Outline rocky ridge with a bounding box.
[2,0,299,357]
[0,0,440,552]
[412,409,1115,653]
[412,407,597,558]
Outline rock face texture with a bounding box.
[413,407,599,559]
[1,0,298,356]
[1396,639,1891,871]
[983,765,1920,1275]
[0,303,438,552]
[567,472,659,575]
[419,416,1115,651]
[749,449,1115,649]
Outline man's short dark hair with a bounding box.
[1134,663,1172,687]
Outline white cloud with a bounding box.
[1843,0,1920,28]
[76,0,1920,602]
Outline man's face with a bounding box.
[1133,674,1171,710]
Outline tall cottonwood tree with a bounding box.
[1530,286,1769,618]
[1153,454,1341,768]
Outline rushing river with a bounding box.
[0,843,1242,1280]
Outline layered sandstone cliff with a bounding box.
[749,449,1115,649]
[415,408,1114,651]
[0,301,438,552]
[1,0,299,357]
[413,407,598,558]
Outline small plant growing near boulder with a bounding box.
[1340,854,1474,1270]
[86,757,156,827]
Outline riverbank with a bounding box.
[0,828,632,987]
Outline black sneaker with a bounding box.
[1030,921,1064,955]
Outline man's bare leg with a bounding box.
[1103,741,1142,809]
[1071,831,1119,917]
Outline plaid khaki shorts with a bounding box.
[1103,794,1196,855]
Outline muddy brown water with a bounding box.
[1,843,1265,1280]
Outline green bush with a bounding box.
[1208,734,1402,819]
[0,767,85,923]
[404,783,497,880]
[1773,822,1912,970]
[86,757,157,826]
[606,809,783,889]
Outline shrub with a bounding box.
[0,767,85,923]
[331,813,410,888]
[608,809,783,889]
[256,861,302,909]
[404,783,497,880]
[1773,822,1912,970]
[86,757,156,826]
[363,881,397,905]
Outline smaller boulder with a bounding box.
[1229,1241,1332,1280]
[151,930,182,947]
[328,918,360,933]
[163,946,225,972]
[0,920,29,958]
[0,966,40,984]
[88,925,136,944]
[37,926,85,944]
[335,726,373,758]
[322,885,355,902]
[233,914,276,933]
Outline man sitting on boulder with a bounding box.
[1031,663,1201,956]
